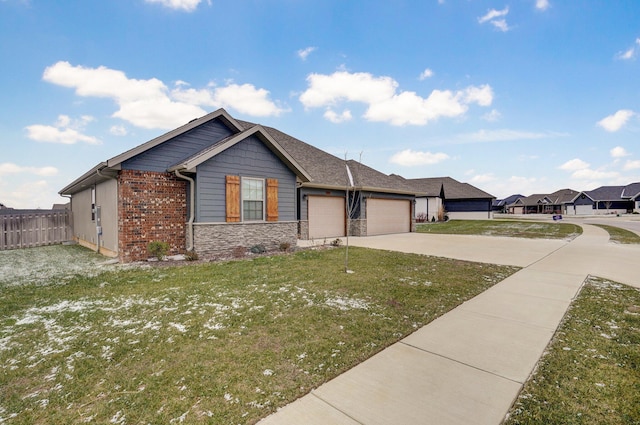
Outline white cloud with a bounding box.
[110,125,128,136]
[300,71,398,108]
[460,129,549,143]
[0,180,56,209]
[570,168,619,180]
[300,70,493,126]
[419,68,434,80]
[490,19,509,32]
[469,173,496,184]
[559,158,589,171]
[144,0,202,12]
[209,83,288,117]
[0,163,58,177]
[482,109,502,122]
[25,114,100,145]
[171,83,288,117]
[43,61,286,130]
[535,0,550,11]
[597,109,635,132]
[610,146,629,158]
[616,38,640,60]
[478,7,510,32]
[324,109,352,123]
[389,149,450,166]
[624,160,640,170]
[478,7,509,23]
[297,47,317,61]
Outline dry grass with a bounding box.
[0,245,518,424]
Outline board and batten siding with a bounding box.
[195,135,297,222]
[121,119,234,172]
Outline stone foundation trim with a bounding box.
[194,221,298,257]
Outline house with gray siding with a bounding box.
[60,108,419,262]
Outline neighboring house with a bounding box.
[621,182,640,213]
[573,185,637,215]
[492,194,523,213]
[507,189,579,215]
[0,203,10,210]
[59,108,417,262]
[393,176,495,221]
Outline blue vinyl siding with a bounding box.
[122,119,234,172]
[445,199,492,212]
[196,136,296,222]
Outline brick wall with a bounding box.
[118,170,187,262]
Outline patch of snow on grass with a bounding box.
[0,245,123,288]
[324,295,369,311]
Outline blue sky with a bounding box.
[2,0,640,208]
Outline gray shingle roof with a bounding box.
[399,176,494,199]
[236,120,416,193]
[584,186,625,201]
[622,182,640,199]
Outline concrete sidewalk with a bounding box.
[260,225,639,425]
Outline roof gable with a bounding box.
[168,125,311,181]
[107,109,242,168]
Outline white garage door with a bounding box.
[308,196,345,239]
[367,199,411,236]
[575,204,593,215]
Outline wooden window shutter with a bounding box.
[266,178,278,222]
[226,175,240,222]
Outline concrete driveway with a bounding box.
[263,225,639,425]
[343,232,568,267]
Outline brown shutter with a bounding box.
[266,178,278,222]
[226,175,240,222]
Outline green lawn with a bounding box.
[505,277,640,424]
[417,219,582,240]
[591,224,640,244]
[0,245,518,424]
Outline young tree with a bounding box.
[344,153,362,273]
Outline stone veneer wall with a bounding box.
[348,219,367,237]
[118,170,187,262]
[298,220,309,240]
[194,221,297,257]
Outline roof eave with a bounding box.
[58,162,109,195]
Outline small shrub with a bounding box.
[250,244,267,254]
[330,238,342,247]
[416,212,427,223]
[279,241,291,252]
[147,241,170,260]
[232,246,246,258]
[184,250,199,261]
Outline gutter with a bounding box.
[174,169,195,251]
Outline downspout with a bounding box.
[174,169,195,251]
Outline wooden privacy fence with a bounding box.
[0,211,72,250]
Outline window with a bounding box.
[242,178,264,221]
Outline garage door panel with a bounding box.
[575,205,593,215]
[308,196,345,239]
[367,199,410,236]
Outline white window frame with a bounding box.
[241,177,265,222]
